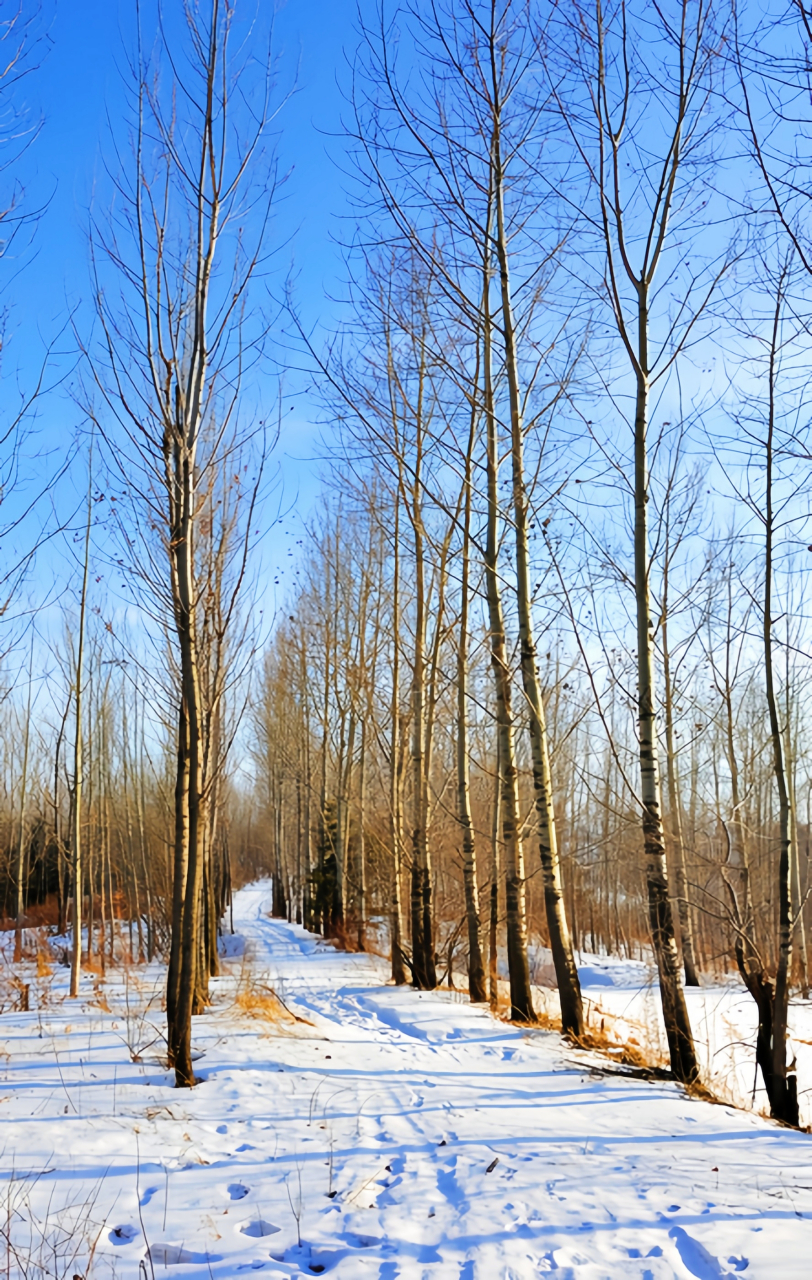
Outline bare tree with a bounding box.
[555,0,732,1081]
[86,0,280,1086]
[69,445,92,997]
[721,258,803,1124]
[656,438,707,987]
[456,347,487,1003]
[353,0,583,1031]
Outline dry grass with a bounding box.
[79,951,109,977]
[91,983,111,1012]
[561,1005,727,1104]
[233,980,290,1022]
[0,1170,106,1280]
[0,896,61,931]
[228,956,313,1029]
[570,1025,669,1074]
[302,919,388,958]
[494,999,562,1033]
[0,929,58,1013]
[491,981,691,1085]
[492,993,665,1068]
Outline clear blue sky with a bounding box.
[9,0,356,597]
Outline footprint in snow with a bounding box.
[139,1186,159,1207]
[228,1183,250,1200]
[240,1219,280,1238]
[669,1226,736,1278]
[147,1245,222,1265]
[109,1224,139,1245]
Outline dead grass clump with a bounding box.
[567,1011,726,1103]
[495,1002,563,1033]
[91,982,111,1012]
[8,978,31,1013]
[530,1006,563,1033]
[575,1002,670,1068]
[231,956,293,1025]
[314,919,388,956]
[323,922,360,953]
[230,957,314,1029]
[571,1026,667,1073]
[234,983,289,1021]
[0,896,61,932]
[80,951,108,977]
[682,1075,724,1105]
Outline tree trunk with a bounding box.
[785,697,809,997]
[167,700,190,1064]
[492,119,582,1036]
[13,647,32,965]
[634,361,697,1084]
[410,444,435,989]
[457,400,486,1003]
[481,227,533,1022]
[762,319,798,1123]
[302,670,313,933]
[661,606,700,987]
[171,454,206,1089]
[489,735,501,1009]
[336,706,355,936]
[357,716,367,951]
[136,687,155,960]
[390,500,407,984]
[70,452,93,999]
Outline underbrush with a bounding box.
[0,930,56,1014]
[228,955,313,1030]
[0,1172,106,1280]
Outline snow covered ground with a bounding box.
[530,949,812,1127]
[1,882,812,1278]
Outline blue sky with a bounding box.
[7,0,800,656]
[8,0,356,602]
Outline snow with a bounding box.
[529,947,812,1127]
[1,882,811,1278]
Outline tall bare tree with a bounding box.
[556,0,732,1080]
[87,0,280,1086]
[722,259,802,1124]
[69,446,93,998]
[354,0,583,1030]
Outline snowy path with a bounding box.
[2,882,812,1278]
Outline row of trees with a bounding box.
[0,639,230,979]
[250,0,812,1128]
[1,0,812,1133]
[0,0,277,1091]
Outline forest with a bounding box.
[1,0,812,1170]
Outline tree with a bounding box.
[456,339,487,1003]
[69,443,92,997]
[556,0,731,1081]
[721,257,803,1125]
[353,0,583,1029]
[87,0,280,1086]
